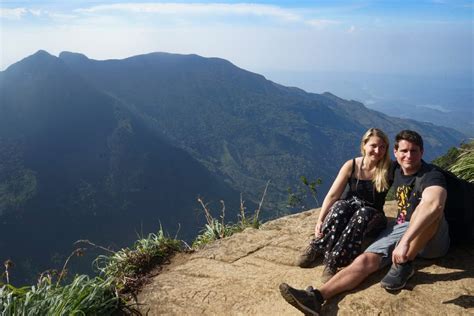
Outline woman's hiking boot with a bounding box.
[296,240,322,268]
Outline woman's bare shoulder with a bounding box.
[340,157,358,175]
[343,157,363,168]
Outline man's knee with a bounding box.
[351,253,381,274]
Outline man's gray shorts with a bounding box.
[364,216,450,268]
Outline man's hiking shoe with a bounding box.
[279,283,322,315]
[380,261,415,291]
[296,241,322,268]
[321,265,337,283]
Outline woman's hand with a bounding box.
[313,159,352,238]
[314,219,324,238]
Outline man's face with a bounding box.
[394,140,423,175]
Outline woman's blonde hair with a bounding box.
[360,128,391,192]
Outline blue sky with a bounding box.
[1,0,473,77]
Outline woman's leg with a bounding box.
[311,200,357,257]
[325,206,386,270]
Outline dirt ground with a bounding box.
[137,201,474,315]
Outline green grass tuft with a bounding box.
[448,141,474,182]
[0,275,120,315]
[192,181,269,248]
[94,227,182,294]
[433,139,474,183]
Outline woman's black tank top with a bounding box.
[341,159,387,211]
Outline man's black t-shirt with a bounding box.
[393,161,446,224]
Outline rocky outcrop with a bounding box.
[138,201,474,315]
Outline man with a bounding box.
[280,130,450,315]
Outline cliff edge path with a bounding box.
[138,201,474,315]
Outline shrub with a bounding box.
[93,227,182,294]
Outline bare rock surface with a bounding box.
[138,201,474,315]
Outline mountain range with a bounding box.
[265,70,473,136]
[0,50,465,283]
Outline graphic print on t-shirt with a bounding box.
[396,184,413,224]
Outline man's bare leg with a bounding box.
[319,252,382,300]
[279,252,383,315]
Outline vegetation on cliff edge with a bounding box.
[0,227,182,315]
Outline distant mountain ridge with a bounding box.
[264,70,474,136]
[56,50,465,199]
[0,50,465,283]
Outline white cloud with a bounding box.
[347,25,355,33]
[0,8,63,20]
[29,9,42,17]
[0,7,81,23]
[75,3,302,23]
[0,7,28,20]
[1,3,341,29]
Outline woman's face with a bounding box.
[363,136,387,163]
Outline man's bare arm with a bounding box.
[392,185,447,264]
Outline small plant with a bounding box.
[192,199,241,248]
[193,180,270,248]
[56,248,85,285]
[287,176,322,210]
[3,260,13,285]
[237,195,261,230]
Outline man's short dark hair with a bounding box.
[395,130,424,151]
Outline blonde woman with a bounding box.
[297,128,391,282]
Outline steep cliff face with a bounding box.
[138,201,474,315]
